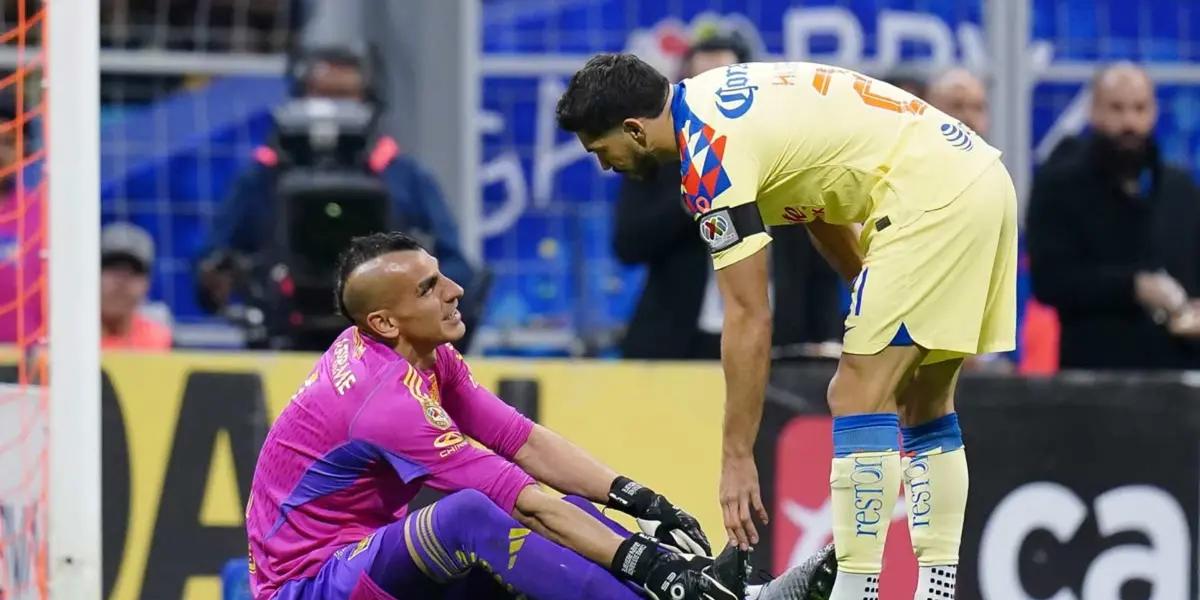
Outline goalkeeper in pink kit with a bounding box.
[246,232,835,600]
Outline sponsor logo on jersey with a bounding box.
[699,209,739,252]
[434,431,468,457]
[434,431,465,448]
[349,533,374,560]
[714,63,758,118]
[940,122,974,151]
[781,205,825,224]
[331,338,357,395]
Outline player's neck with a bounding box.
[392,337,438,370]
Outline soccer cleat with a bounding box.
[707,543,837,600]
[755,543,837,600]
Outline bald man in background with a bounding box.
[1026,62,1200,369]
[926,68,989,138]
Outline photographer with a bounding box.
[196,44,475,350]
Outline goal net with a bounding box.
[0,0,48,597]
[0,385,45,600]
[1,0,100,598]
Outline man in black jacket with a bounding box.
[612,35,748,360]
[1027,63,1200,369]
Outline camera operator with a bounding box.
[196,44,477,350]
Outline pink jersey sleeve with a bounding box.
[349,363,535,513]
[436,344,535,460]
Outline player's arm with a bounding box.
[513,424,616,499]
[513,424,712,555]
[511,485,623,560]
[438,348,712,554]
[714,244,772,550]
[804,219,863,283]
[689,140,774,550]
[511,487,727,598]
[354,374,704,592]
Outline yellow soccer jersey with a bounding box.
[672,62,1002,269]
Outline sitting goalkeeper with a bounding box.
[246,231,835,600]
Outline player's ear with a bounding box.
[622,118,647,146]
[365,310,399,341]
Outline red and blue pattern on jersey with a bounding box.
[671,83,733,217]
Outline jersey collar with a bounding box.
[670,82,689,170]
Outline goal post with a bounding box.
[45,0,102,597]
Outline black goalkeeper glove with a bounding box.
[607,476,713,556]
[611,533,736,600]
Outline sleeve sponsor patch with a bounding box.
[697,204,766,254]
[699,209,740,252]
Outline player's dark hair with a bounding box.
[684,33,753,70]
[556,53,670,138]
[334,231,424,322]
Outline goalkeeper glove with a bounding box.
[607,475,713,556]
[611,533,737,600]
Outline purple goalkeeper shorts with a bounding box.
[272,509,510,600]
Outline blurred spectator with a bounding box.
[197,44,475,350]
[881,68,927,100]
[612,35,751,359]
[100,223,172,351]
[925,67,1022,374]
[1027,63,1200,370]
[926,68,989,136]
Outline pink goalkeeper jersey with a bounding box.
[246,327,536,598]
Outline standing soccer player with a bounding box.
[246,231,837,600]
[557,55,1017,600]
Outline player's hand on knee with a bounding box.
[608,476,713,556]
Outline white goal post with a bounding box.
[46,0,102,598]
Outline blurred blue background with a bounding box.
[91,0,1200,355]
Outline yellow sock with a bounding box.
[904,447,968,566]
[829,413,902,600]
[829,451,902,574]
[902,413,967,599]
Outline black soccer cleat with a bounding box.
[710,545,765,596]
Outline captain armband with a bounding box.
[696,203,766,255]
